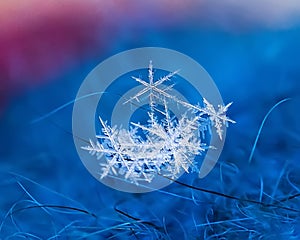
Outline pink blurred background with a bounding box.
[1,0,300,111]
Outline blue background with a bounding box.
[1,26,300,239]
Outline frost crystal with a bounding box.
[123,60,179,110]
[82,61,235,184]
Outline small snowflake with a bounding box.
[202,98,236,140]
[123,61,179,109]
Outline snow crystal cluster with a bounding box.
[82,61,235,184]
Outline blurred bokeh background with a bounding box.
[1,1,300,239]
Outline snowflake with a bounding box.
[82,61,235,185]
[123,61,179,109]
[83,104,204,183]
[202,98,236,140]
[131,100,204,178]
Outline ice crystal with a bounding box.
[172,98,236,140]
[82,61,235,184]
[123,60,179,110]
